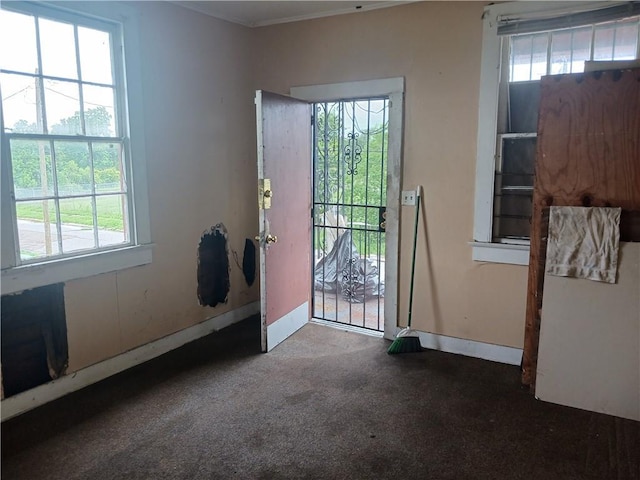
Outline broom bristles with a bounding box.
[387,329,423,354]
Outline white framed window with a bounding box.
[472,1,640,265]
[1,1,152,294]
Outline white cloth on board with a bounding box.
[545,206,621,284]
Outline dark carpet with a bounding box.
[2,315,638,479]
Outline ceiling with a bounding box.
[174,1,413,27]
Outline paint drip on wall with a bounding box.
[197,224,230,307]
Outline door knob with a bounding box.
[266,234,278,244]
[255,234,278,244]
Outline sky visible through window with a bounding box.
[1,8,116,136]
[509,17,640,82]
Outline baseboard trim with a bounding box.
[393,328,523,366]
[266,301,308,352]
[1,301,260,422]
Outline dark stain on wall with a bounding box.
[197,224,230,307]
[1,284,68,397]
[242,238,256,286]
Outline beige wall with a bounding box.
[65,1,531,373]
[65,2,259,371]
[252,2,528,348]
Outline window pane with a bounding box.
[59,196,96,252]
[83,85,115,136]
[494,215,531,240]
[569,27,592,73]
[39,17,78,80]
[0,10,38,74]
[550,31,573,75]
[45,79,81,134]
[501,137,536,185]
[493,182,532,240]
[1,73,41,133]
[509,82,541,133]
[78,27,113,85]
[495,193,533,218]
[93,142,125,193]
[15,199,60,260]
[96,194,127,247]
[11,139,54,199]
[510,35,533,82]
[613,21,639,60]
[531,33,549,80]
[54,141,92,195]
[593,25,615,61]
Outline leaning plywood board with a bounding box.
[536,242,640,421]
[524,69,640,388]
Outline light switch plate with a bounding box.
[401,190,416,206]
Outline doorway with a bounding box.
[291,78,404,339]
[311,98,388,332]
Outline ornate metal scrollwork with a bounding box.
[341,256,361,301]
[344,132,362,175]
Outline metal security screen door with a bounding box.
[312,98,388,332]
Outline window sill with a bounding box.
[470,241,530,266]
[1,244,154,295]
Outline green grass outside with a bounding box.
[16,196,125,231]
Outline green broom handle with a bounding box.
[407,185,421,329]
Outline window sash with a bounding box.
[493,134,536,240]
[492,14,639,241]
[1,2,133,268]
[5,133,132,260]
[474,2,640,263]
